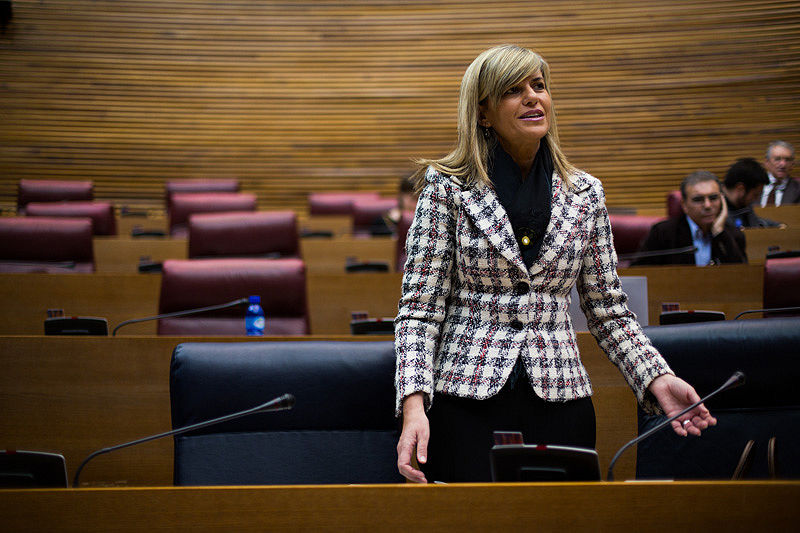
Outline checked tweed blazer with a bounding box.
[394,167,671,416]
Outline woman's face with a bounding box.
[479,72,552,155]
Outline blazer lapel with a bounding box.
[529,172,591,276]
[461,183,528,275]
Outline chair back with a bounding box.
[307,191,380,216]
[352,197,398,236]
[608,214,664,266]
[165,179,240,212]
[637,318,800,480]
[763,256,800,316]
[0,217,94,272]
[170,340,402,485]
[666,190,683,218]
[17,179,93,212]
[188,211,299,258]
[168,192,257,237]
[26,201,117,235]
[158,258,308,335]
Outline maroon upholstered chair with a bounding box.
[17,179,93,213]
[25,201,117,236]
[308,191,380,216]
[763,256,800,317]
[0,217,94,272]
[666,190,683,219]
[157,258,309,335]
[609,214,665,267]
[165,179,240,212]
[188,211,299,259]
[351,197,399,236]
[395,210,415,272]
[168,192,257,238]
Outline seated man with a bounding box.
[723,158,780,228]
[369,174,418,235]
[632,171,746,266]
[760,140,800,206]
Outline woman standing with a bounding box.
[395,44,715,483]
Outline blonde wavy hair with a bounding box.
[414,44,576,190]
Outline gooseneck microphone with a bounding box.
[112,297,249,336]
[606,371,745,481]
[72,393,295,487]
[618,245,697,262]
[734,307,800,319]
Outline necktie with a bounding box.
[765,186,776,206]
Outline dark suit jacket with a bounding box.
[631,215,747,266]
[781,178,800,204]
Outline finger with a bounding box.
[399,463,428,483]
[416,429,429,465]
[671,419,689,437]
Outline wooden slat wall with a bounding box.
[1,0,799,213]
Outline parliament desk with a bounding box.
[619,263,763,322]
[740,227,800,264]
[0,264,764,335]
[2,482,799,532]
[754,204,800,229]
[0,333,638,486]
[0,272,403,335]
[93,235,397,275]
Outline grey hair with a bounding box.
[766,140,795,159]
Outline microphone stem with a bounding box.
[112,297,248,336]
[72,395,292,487]
[606,377,737,481]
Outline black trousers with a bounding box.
[423,373,596,483]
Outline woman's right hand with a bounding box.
[397,392,429,483]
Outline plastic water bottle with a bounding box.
[245,295,265,336]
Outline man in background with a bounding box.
[633,171,746,266]
[723,158,779,228]
[760,140,800,206]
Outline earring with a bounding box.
[482,127,491,140]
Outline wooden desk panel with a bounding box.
[115,214,168,237]
[298,214,353,236]
[0,334,637,486]
[0,272,402,336]
[741,227,800,264]
[0,264,764,336]
[94,237,187,273]
[620,263,763,321]
[2,483,799,531]
[754,204,800,229]
[92,235,395,274]
[307,272,402,334]
[0,273,161,335]
[300,236,396,274]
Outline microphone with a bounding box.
[112,297,249,336]
[606,371,745,481]
[618,245,697,262]
[72,393,295,487]
[734,306,800,319]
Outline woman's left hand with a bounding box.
[648,374,717,436]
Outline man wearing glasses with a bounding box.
[632,171,747,266]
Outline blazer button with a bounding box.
[514,281,529,295]
[510,319,524,331]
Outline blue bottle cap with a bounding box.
[249,295,261,304]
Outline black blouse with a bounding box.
[489,141,553,268]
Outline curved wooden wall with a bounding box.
[1,0,799,213]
